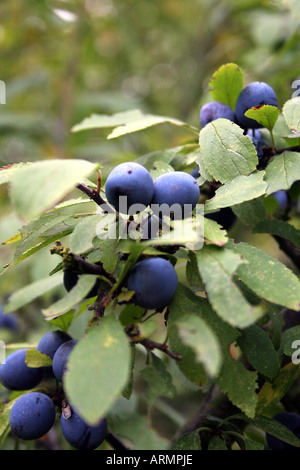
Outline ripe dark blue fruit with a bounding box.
[199,101,236,128]
[127,257,178,309]
[63,270,99,299]
[0,349,43,390]
[191,168,200,179]
[10,392,56,440]
[37,330,73,377]
[0,307,19,331]
[266,412,300,450]
[105,162,154,214]
[274,190,288,210]
[61,406,107,450]
[52,339,78,382]
[247,130,265,159]
[151,171,200,218]
[205,208,236,231]
[235,81,278,129]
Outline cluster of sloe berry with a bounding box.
[196,80,289,227]
[0,331,107,450]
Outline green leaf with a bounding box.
[227,240,300,311]
[119,304,144,326]
[99,236,119,274]
[172,313,222,377]
[203,217,228,246]
[140,354,177,403]
[150,161,174,180]
[196,298,258,418]
[208,436,228,450]
[168,286,208,386]
[232,198,267,226]
[10,159,97,221]
[72,109,198,138]
[0,396,23,446]
[253,219,300,249]
[42,275,97,320]
[136,146,185,169]
[70,215,101,254]
[14,214,77,262]
[281,326,300,356]
[110,415,168,450]
[172,431,201,450]
[51,197,92,211]
[0,162,27,186]
[199,119,258,184]
[217,359,258,418]
[282,97,300,132]
[245,438,264,450]
[186,252,204,287]
[4,274,63,313]
[25,349,53,368]
[64,315,131,425]
[196,152,214,182]
[48,310,76,332]
[256,362,300,414]
[208,63,243,109]
[245,105,279,130]
[205,172,267,211]
[237,325,280,380]
[264,151,300,195]
[234,414,300,448]
[196,246,264,328]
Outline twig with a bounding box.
[106,429,129,450]
[140,338,182,360]
[274,235,300,271]
[76,183,114,213]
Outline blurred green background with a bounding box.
[0,0,299,449]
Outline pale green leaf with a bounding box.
[203,217,228,246]
[196,246,264,328]
[205,172,267,211]
[227,240,300,311]
[72,109,198,138]
[282,97,300,132]
[42,275,97,320]
[4,274,63,314]
[64,315,131,425]
[264,151,300,195]
[199,119,258,184]
[70,215,101,254]
[10,159,97,221]
[173,313,222,377]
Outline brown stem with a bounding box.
[140,338,182,360]
[274,235,300,271]
[76,182,114,213]
[106,428,129,450]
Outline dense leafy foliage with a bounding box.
[0,0,300,452]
